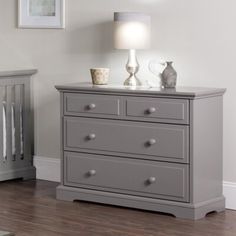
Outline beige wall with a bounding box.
[0,0,235,182]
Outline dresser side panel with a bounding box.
[60,92,64,184]
[190,96,223,203]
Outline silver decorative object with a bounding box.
[148,60,177,88]
[161,61,177,88]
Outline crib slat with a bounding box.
[11,86,16,161]
[20,85,25,159]
[0,86,5,164]
[24,80,30,162]
[15,85,22,161]
[6,86,13,162]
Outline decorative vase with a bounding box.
[161,61,177,88]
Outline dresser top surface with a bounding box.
[55,82,226,99]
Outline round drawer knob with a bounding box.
[88,103,96,110]
[147,139,156,146]
[88,133,96,140]
[147,107,156,114]
[148,177,156,184]
[88,169,96,176]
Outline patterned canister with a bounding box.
[90,68,109,85]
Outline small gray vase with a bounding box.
[161,61,177,88]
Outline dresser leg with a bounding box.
[56,185,77,202]
[174,197,225,220]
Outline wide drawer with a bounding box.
[64,93,121,117]
[126,97,189,124]
[64,152,189,202]
[64,117,189,163]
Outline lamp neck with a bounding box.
[126,49,139,74]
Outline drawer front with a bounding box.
[64,152,189,202]
[126,98,189,124]
[64,93,121,116]
[64,117,189,163]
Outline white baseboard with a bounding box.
[33,156,236,210]
[33,156,60,182]
[223,181,236,210]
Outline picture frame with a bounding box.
[18,0,65,29]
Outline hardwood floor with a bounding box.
[0,180,235,236]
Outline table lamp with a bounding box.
[114,12,151,86]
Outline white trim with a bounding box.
[33,156,236,210]
[33,156,60,182]
[223,181,236,210]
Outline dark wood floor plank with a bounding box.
[0,180,235,236]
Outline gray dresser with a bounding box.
[56,83,226,219]
[0,69,37,181]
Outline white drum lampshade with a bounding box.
[114,12,151,50]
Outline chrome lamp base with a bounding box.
[124,75,142,86]
[124,49,142,86]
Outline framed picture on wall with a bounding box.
[18,0,65,28]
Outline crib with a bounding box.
[0,69,37,181]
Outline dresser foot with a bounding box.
[173,197,225,220]
[57,185,78,202]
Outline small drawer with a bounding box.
[64,117,189,163]
[126,97,189,124]
[64,93,121,117]
[64,152,189,202]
